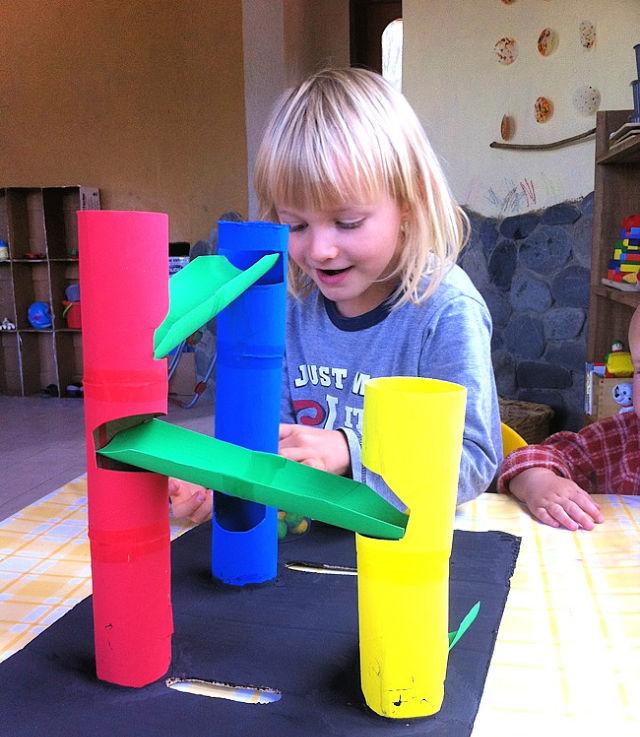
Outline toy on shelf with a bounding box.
[0,317,16,331]
[608,45,640,144]
[612,381,634,413]
[602,215,640,291]
[605,339,634,377]
[27,301,52,329]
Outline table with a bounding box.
[0,480,638,736]
[457,493,639,737]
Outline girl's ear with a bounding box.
[399,198,412,220]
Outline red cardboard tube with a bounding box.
[78,211,172,687]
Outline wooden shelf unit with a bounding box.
[587,111,640,364]
[0,186,100,396]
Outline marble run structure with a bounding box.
[79,210,475,718]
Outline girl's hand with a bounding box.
[278,424,351,476]
[508,467,604,531]
[168,478,213,524]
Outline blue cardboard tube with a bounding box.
[212,220,288,584]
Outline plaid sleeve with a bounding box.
[498,413,639,495]
[497,426,607,494]
[497,443,577,493]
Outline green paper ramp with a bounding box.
[154,253,280,359]
[448,601,480,650]
[98,419,408,540]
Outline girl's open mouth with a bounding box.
[316,266,352,285]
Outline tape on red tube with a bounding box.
[89,521,169,562]
[84,367,167,403]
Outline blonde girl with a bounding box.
[170,67,501,521]
[256,67,501,506]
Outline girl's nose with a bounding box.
[308,229,339,262]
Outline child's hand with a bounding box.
[278,424,351,476]
[168,478,213,524]
[508,467,604,531]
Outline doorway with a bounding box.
[350,0,402,73]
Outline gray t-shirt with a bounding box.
[280,264,502,506]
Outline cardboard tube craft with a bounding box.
[357,377,467,718]
[81,211,474,714]
[79,211,173,687]
[212,221,288,584]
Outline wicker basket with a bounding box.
[498,398,554,445]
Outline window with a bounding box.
[382,19,403,90]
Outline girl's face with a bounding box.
[275,194,405,317]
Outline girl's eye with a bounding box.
[337,219,364,230]
[288,223,307,233]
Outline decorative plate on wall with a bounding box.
[500,114,515,141]
[579,21,596,49]
[534,96,553,123]
[495,37,518,65]
[537,28,558,56]
[572,85,601,115]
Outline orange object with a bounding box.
[62,300,82,329]
[535,96,553,123]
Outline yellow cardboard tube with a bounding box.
[356,377,466,718]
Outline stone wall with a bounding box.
[192,200,594,431]
[460,194,594,432]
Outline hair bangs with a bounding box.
[254,68,467,304]
[266,125,391,214]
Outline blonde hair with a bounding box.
[254,67,468,306]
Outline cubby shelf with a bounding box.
[0,186,100,396]
[587,111,640,365]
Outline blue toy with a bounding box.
[27,301,52,329]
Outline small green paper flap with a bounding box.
[448,601,481,651]
[154,253,279,359]
[97,419,408,540]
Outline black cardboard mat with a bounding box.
[0,523,520,737]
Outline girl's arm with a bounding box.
[338,295,501,507]
[415,295,502,503]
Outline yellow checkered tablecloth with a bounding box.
[456,493,640,737]
[0,480,638,735]
[0,476,193,663]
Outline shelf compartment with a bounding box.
[592,284,640,308]
[0,332,22,394]
[597,133,640,165]
[0,185,99,396]
[0,190,8,244]
[18,331,58,395]
[6,188,46,258]
[0,264,17,323]
[55,331,83,396]
[49,260,80,329]
[43,186,100,258]
[12,261,53,330]
[588,110,640,364]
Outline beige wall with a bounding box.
[0,0,247,243]
[242,0,350,217]
[403,0,640,216]
[284,0,350,86]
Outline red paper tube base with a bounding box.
[78,211,172,686]
[89,470,172,687]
